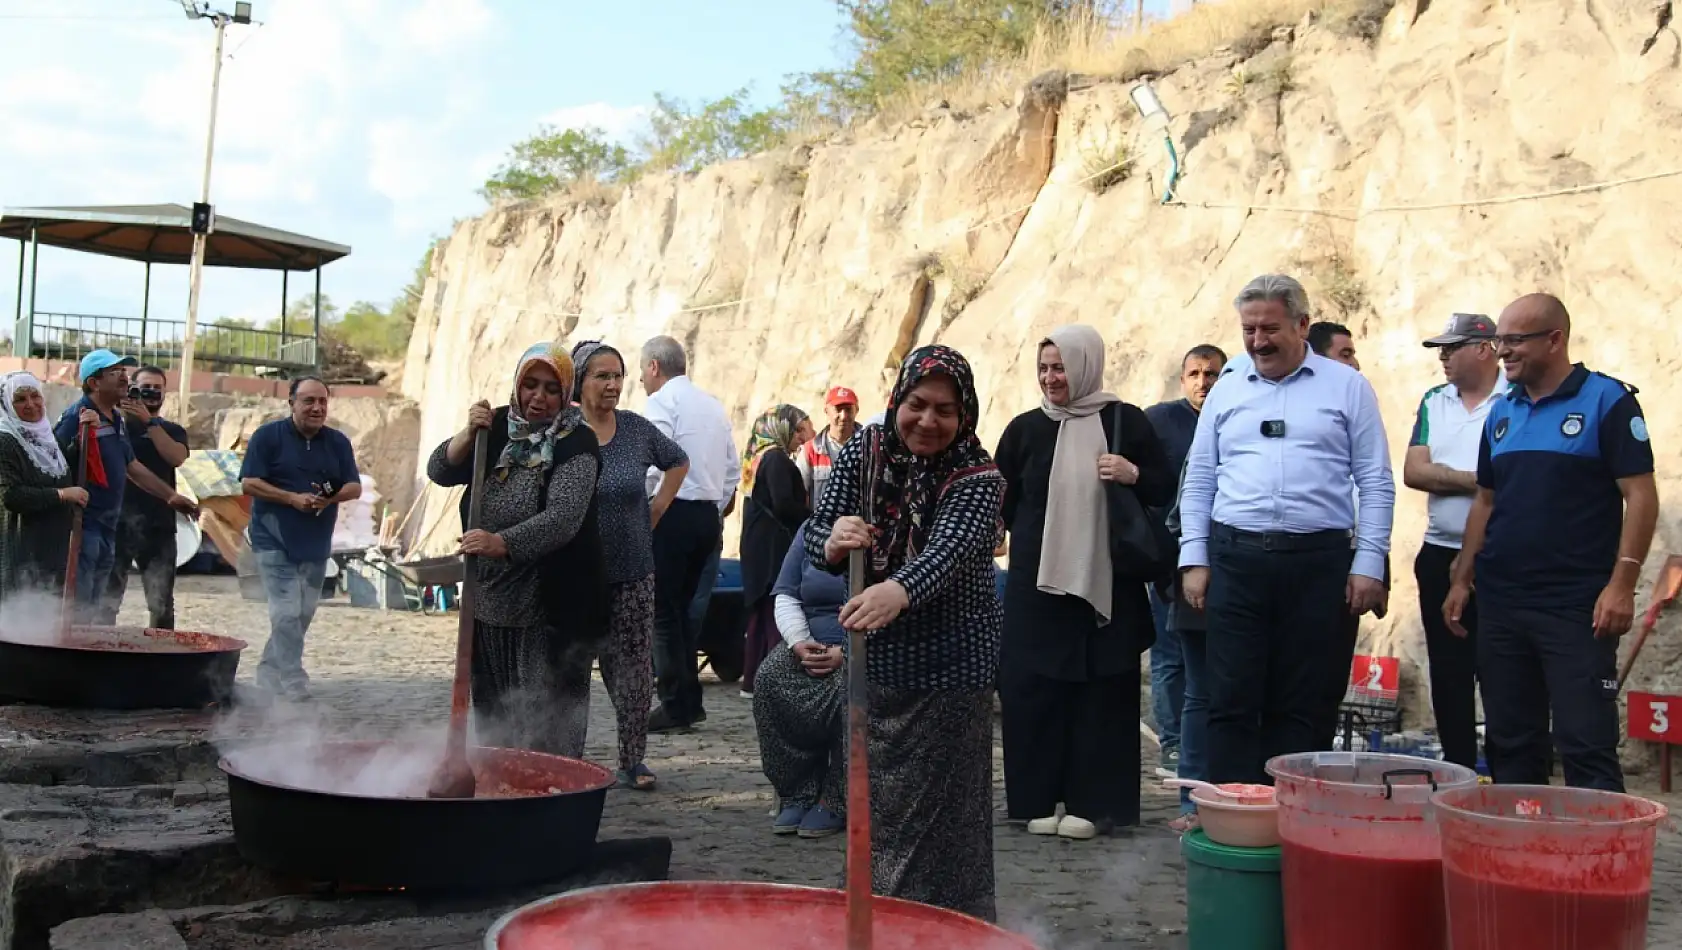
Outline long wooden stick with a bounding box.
[428,427,488,799]
[60,421,90,638]
[846,547,872,950]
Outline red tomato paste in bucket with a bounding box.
[1282,844,1444,950]
[486,882,1038,950]
[1435,784,1666,950]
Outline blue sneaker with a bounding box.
[798,805,844,839]
[773,804,809,835]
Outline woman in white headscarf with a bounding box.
[0,372,88,596]
[993,325,1173,839]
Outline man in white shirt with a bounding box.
[639,335,740,732]
[1403,312,1505,770]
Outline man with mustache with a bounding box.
[1143,344,1226,778]
[1404,313,1505,771]
[1177,275,1395,785]
[1444,294,1656,791]
[105,365,191,629]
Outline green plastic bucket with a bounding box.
[1182,828,1285,950]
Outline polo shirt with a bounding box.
[1408,379,1507,549]
[239,418,360,564]
[1475,364,1652,606]
[53,397,136,530]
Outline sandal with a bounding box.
[617,763,657,791]
[1168,812,1201,833]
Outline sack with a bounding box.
[1106,403,1178,584]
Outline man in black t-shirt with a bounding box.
[105,365,191,628]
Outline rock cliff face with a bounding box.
[403,0,1682,745]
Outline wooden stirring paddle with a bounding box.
[59,420,91,639]
[427,427,489,800]
[846,546,873,950]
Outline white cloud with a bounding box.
[540,102,653,145]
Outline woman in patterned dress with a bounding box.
[570,340,689,790]
[0,372,85,598]
[804,344,1006,921]
[754,519,849,839]
[426,341,609,757]
[738,403,814,697]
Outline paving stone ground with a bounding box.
[91,575,1682,948]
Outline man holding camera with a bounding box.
[53,350,196,622]
[1178,275,1394,785]
[105,365,191,628]
[239,376,361,702]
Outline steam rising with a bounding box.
[0,587,65,645]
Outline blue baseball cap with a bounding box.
[78,349,138,384]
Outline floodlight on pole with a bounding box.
[176,3,250,410]
[1129,80,1180,205]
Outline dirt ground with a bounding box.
[124,574,1682,949]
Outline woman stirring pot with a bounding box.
[0,372,88,597]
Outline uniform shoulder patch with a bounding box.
[1631,416,1650,443]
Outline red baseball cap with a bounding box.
[825,386,859,407]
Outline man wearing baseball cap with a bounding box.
[795,385,860,508]
[1402,313,1506,770]
[53,350,196,621]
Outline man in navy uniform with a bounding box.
[1445,293,1657,791]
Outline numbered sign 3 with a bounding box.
[1348,655,1401,702]
[1627,692,1682,745]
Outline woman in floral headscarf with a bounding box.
[804,344,1006,922]
[0,372,87,597]
[738,403,814,697]
[426,342,609,756]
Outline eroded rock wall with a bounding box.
[402,0,1682,745]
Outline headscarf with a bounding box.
[0,372,68,479]
[497,341,577,477]
[569,339,621,405]
[1036,325,1121,622]
[741,404,810,493]
[860,344,999,581]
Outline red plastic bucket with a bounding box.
[1433,784,1667,950]
[484,881,1039,949]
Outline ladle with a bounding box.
[427,427,488,800]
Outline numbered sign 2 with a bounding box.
[1349,655,1401,701]
[1628,692,1682,745]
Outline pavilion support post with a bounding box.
[312,266,322,371]
[18,227,39,360]
[279,269,289,362]
[11,236,22,358]
[141,261,151,349]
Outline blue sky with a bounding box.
[0,0,851,329]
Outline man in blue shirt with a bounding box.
[238,376,362,701]
[52,350,195,622]
[1444,294,1657,791]
[1143,344,1226,778]
[1179,274,1395,785]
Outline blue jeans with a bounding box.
[1148,588,1185,752]
[75,519,118,622]
[1177,627,1209,813]
[254,550,327,693]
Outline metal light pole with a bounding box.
[176,1,251,410]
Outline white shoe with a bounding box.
[1058,815,1099,840]
[739,690,754,699]
[1026,816,1061,835]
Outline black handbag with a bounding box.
[1105,403,1178,584]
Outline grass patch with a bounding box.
[1078,131,1133,194]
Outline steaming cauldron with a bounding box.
[0,626,244,709]
[222,739,614,890]
[485,882,1040,949]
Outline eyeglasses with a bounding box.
[1493,330,1556,348]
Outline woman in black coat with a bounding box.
[738,403,814,696]
[995,325,1173,838]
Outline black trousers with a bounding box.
[1000,665,1141,826]
[1204,524,1354,785]
[651,499,722,724]
[104,515,177,629]
[1478,596,1623,791]
[1414,543,1481,770]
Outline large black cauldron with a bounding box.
[0,626,243,709]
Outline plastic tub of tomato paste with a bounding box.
[485,881,1039,950]
[1433,784,1666,950]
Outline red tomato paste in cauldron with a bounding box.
[488,882,1038,950]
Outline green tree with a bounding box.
[480,125,634,201]
[641,87,791,173]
